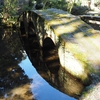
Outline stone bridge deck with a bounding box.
[18,8,100,85]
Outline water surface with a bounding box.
[0,26,76,100]
[19,56,76,100]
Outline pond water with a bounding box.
[0,26,76,100]
[19,56,76,100]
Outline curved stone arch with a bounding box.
[19,11,60,48]
[19,9,100,85]
[19,11,90,83]
[44,26,60,47]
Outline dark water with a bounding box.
[0,26,77,100]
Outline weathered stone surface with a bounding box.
[19,8,100,85]
[80,82,100,100]
[18,8,100,99]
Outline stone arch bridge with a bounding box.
[18,8,100,86]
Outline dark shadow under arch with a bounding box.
[43,37,56,50]
[43,37,60,73]
[20,21,25,35]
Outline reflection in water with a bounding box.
[0,25,76,100]
[19,21,86,99]
[0,26,34,100]
[42,37,84,98]
[19,57,76,100]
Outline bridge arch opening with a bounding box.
[28,21,36,38]
[20,21,26,35]
[43,37,56,50]
[43,37,60,73]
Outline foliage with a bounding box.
[4,0,18,16]
[42,0,68,11]
[42,0,82,13]
[2,0,18,24]
[0,0,34,26]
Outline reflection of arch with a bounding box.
[43,37,60,73]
